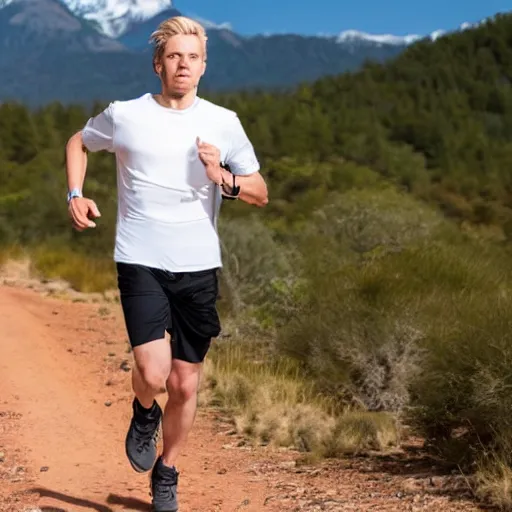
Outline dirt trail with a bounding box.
[0,284,485,511]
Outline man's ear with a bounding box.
[154,59,162,76]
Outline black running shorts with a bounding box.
[116,262,221,363]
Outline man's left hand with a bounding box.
[197,137,223,185]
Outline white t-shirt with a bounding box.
[81,92,260,272]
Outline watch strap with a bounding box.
[220,162,240,200]
[67,188,83,203]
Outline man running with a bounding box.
[65,15,268,512]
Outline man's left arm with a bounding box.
[219,164,268,207]
[197,115,268,207]
[221,115,268,207]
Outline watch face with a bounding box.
[67,190,82,202]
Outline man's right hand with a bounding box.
[68,197,101,231]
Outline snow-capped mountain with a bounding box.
[336,20,485,47]
[64,0,173,37]
[0,0,172,36]
[0,0,125,51]
[337,30,421,46]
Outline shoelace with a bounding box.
[151,471,178,500]
[133,419,160,454]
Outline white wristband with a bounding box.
[67,188,83,203]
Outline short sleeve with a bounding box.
[225,115,260,176]
[82,102,115,153]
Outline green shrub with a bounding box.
[278,187,512,482]
[218,215,299,325]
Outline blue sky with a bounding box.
[181,0,511,37]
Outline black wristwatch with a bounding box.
[220,162,240,200]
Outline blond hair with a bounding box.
[149,16,208,70]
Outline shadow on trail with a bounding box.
[328,445,498,511]
[107,493,151,511]
[30,487,150,511]
[356,445,455,477]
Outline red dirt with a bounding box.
[0,284,489,511]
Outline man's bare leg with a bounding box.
[160,359,202,468]
[132,337,171,407]
[125,337,171,473]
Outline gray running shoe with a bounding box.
[151,456,179,512]
[125,398,162,473]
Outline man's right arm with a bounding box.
[66,130,88,194]
[65,103,115,231]
[65,130,101,231]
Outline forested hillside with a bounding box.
[215,11,512,236]
[2,11,512,509]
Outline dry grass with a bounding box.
[201,355,335,455]
[235,402,336,453]
[476,458,512,510]
[0,245,116,294]
[0,245,26,269]
[324,411,400,457]
[200,341,400,458]
[31,246,116,293]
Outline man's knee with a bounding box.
[137,362,170,394]
[132,338,171,394]
[167,366,200,404]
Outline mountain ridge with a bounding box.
[334,19,486,46]
[0,0,498,105]
[0,0,484,46]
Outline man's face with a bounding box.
[155,34,206,96]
